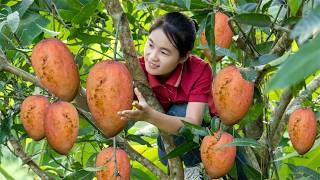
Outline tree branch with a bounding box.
[8,136,52,180]
[102,0,184,178]
[270,32,292,56]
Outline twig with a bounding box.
[8,136,52,180]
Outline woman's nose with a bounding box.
[149,50,159,62]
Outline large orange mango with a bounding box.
[20,95,49,141]
[200,131,236,179]
[86,61,133,137]
[212,66,254,125]
[288,108,317,155]
[200,12,233,61]
[96,147,130,180]
[31,38,80,101]
[45,101,79,155]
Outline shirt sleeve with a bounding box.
[188,64,213,102]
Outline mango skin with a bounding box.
[96,147,130,180]
[31,38,80,101]
[20,95,49,141]
[86,61,133,137]
[212,66,254,125]
[288,108,317,155]
[44,101,79,155]
[200,12,233,60]
[200,131,236,179]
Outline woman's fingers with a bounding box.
[118,110,141,119]
[134,88,146,103]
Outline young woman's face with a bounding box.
[144,28,186,78]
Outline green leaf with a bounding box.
[11,124,26,133]
[94,132,112,144]
[183,0,191,9]
[0,21,6,32]
[126,134,152,147]
[16,12,50,46]
[316,111,320,121]
[64,169,95,180]
[0,115,13,144]
[240,67,258,83]
[239,102,264,125]
[266,35,320,91]
[131,168,153,180]
[286,163,320,179]
[18,0,34,17]
[236,3,257,13]
[210,116,220,132]
[83,165,105,172]
[181,120,208,137]
[7,11,20,33]
[36,24,60,36]
[0,81,5,91]
[233,13,272,27]
[58,9,78,22]
[288,0,303,16]
[52,0,83,11]
[71,31,109,44]
[222,138,263,148]
[160,141,199,160]
[203,104,211,124]
[86,152,98,167]
[72,0,99,24]
[216,45,238,60]
[178,125,193,141]
[251,54,278,66]
[291,7,320,44]
[242,162,266,179]
[262,0,273,12]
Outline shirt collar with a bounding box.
[148,63,184,88]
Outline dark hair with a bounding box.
[149,12,198,57]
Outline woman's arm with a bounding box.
[118,88,205,134]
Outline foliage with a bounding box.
[0,0,319,179]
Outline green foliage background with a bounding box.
[0,0,319,179]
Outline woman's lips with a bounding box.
[148,62,160,69]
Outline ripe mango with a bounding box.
[288,108,317,155]
[200,131,236,179]
[45,101,79,155]
[31,38,80,101]
[20,95,49,141]
[86,61,133,137]
[96,147,130,180]
[200,12,233,61]
[212,66,254,125]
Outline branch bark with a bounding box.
[103,0,184,179]
[0,49,167,178]
[8,136,52,180]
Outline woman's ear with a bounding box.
[179,52,191,64]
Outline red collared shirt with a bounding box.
[139,55,217,115]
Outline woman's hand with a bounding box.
[117,88,154,122]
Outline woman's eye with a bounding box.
[161,51,168,55]
[149,43,153,47]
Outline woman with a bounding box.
[118,12,216,180]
